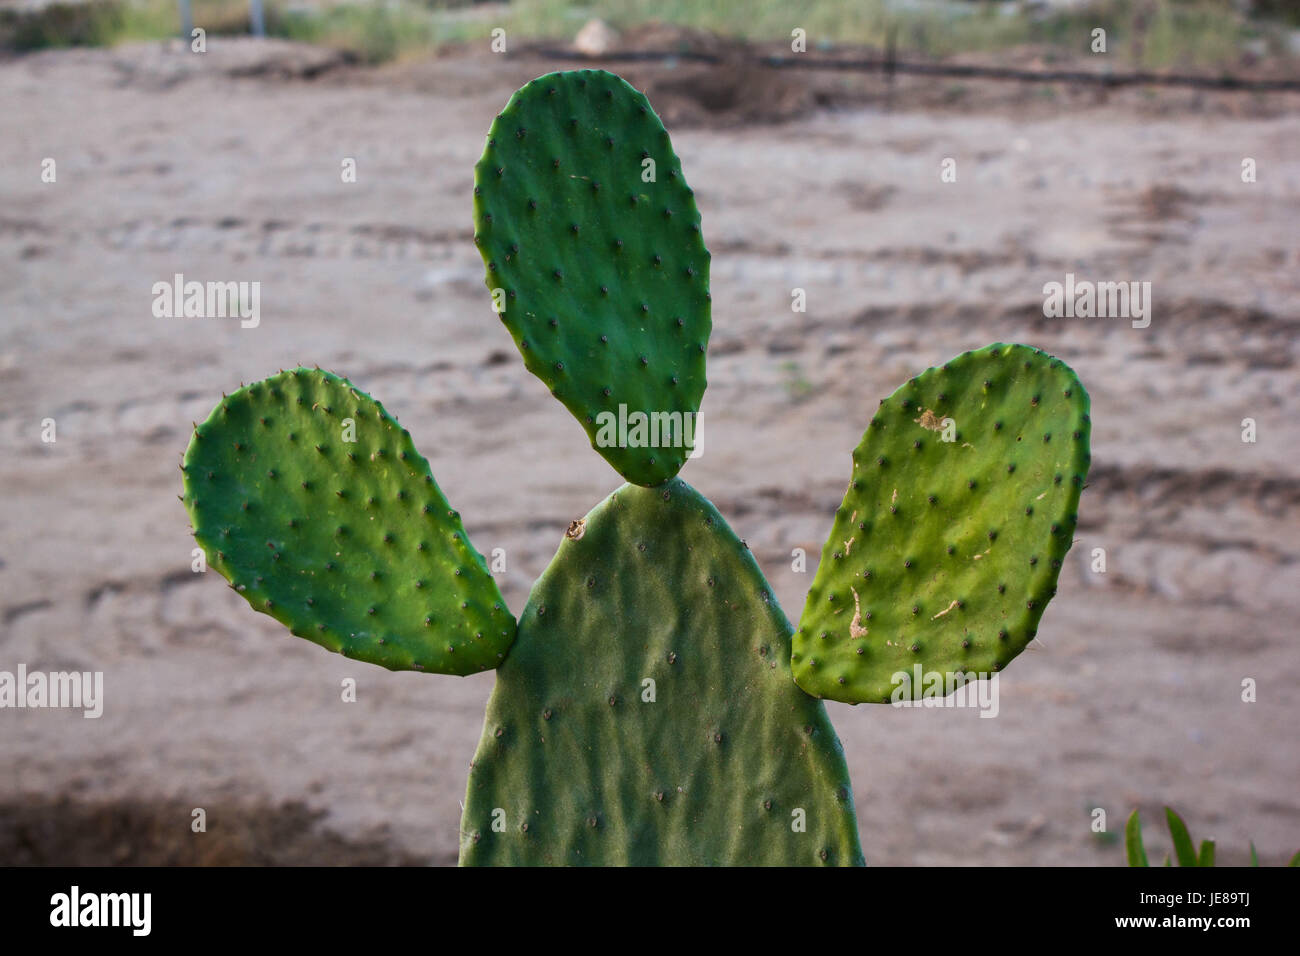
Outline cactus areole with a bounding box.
[182,70,1092,866]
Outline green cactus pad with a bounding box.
[792,344,1091,704]
[181,368,516,675]
[459,479,863,866]
[473,70,711,487]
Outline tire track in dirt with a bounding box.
[1,217,477,263]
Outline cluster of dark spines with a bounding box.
[472,70,711,488]
[791,344,1091,704]
[181,368,517,676]
[459,478,864,866]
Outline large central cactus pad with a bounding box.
[792,344,1091,704]
[473,70,711,487]
[460,479,864,866]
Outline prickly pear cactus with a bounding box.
[182,368,515,675]
[473,70,710,487]
[791,344,1091,704]
[181,68,1093,867]
[460,479,862,866]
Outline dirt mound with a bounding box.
[535,22,822,127]
[0,795,431,866]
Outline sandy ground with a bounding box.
[0,35,1297,865]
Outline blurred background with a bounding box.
[0,0,1296,865]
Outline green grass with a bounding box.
[2,1,126,50]
[1,0,471,62]
[1126,807,1300,867]
[780,360,815,402]
[511,0,1294,70]
[2,0,1295,71]
[270,4,438,65]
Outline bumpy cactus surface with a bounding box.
[793,343,1090,703]
[461,479,862,865]
[473,70,710,487]
[182,69,1091,866]
[184,369,516,675]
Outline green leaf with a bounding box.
[1165,807,1197,867]
[1126,810,1149,867]
[1289,850,1300,867]
[1249,841,1259,866]
[1197,840,1216,867]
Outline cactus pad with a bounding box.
[792,344,1091,704]
[181,368,516,675]
[473,70,711,487]
[459,479,864,865]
